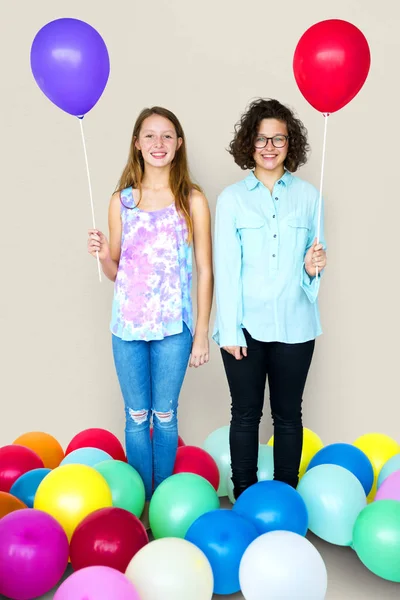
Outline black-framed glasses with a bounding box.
[254,135,289,149]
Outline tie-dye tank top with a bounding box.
[110,187,193,341]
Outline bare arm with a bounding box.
[88,192,121,282]
[190,189,214,367]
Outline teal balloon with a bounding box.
[257,444,274,480]
[60,446,112,467]
[353,500,400,582]
[202,426,231,496]
[297,464,366,546]
[377,453,400,488]
[9,468,51,508]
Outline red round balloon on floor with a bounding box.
[0,445,44,493]
[293,19,371,114]
[69,507,149,573]
[173,445,220,491]
[65,428,127,462]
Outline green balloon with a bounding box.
[149,472,220,539]
[94,459,145,518]
[353,499,400,582]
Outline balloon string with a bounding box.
[78,117,102,283]
[316,113,329,279]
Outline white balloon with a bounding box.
[125,537,214,600]
[239,530,327,599]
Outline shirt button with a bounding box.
[272,215,276,218]
[275,197,278,200]
[273,234,277,238]
[272,254,276,258]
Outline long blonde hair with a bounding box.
[115,106,201,243]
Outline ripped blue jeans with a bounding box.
[112,323,193,500]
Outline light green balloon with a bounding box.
[258,444,275,480]
[149,472,220,539]
[202,425,231,497]
[353,500,400,582]
[297,464,366,546]
[94,459,145,518]
[226,444,274,504]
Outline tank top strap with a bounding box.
[120,186,136,210]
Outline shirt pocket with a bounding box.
[287,217,311,256]
[236,217,266,263]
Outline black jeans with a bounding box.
[221,328,315,499]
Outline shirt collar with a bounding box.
[244,169,292,191]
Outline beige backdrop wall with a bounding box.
[0,0,398,453]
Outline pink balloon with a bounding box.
[54,565,140,600]
[375,470,400,501]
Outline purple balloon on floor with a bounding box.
[0,508,69,600]
[30,18,110,117]
[375,470,400,502]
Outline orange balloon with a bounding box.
[0,491,27,519]
[13,432,64,470]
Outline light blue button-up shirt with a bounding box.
[212,170,326,347]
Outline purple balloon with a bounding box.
[30,18,110,117]
[54,565,141,600]
[375,470,400,502]
[0,508,69,600]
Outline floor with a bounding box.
[2,499,399,599]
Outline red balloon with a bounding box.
[293,19,371,113]
[65,428,127,462]
[173,445,220,491]
[150,426,185,447]
[69,507,149,573]
[0,445,44,493]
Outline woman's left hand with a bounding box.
[305,239,327,277]
[189,333,209,368]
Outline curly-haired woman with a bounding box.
[213,98,327,500]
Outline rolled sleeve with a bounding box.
[212,191,246,348]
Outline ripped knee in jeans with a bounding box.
[128,408,149,425]
[152,409,174,424]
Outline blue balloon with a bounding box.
[60,446,112,467]
[306,442,374,495]
[232,480,308,536]
[185,509,258,595]
[9,468,51,508]
[378,453,400,488]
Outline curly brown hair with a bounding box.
[228,98,310,172]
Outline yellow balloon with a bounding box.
[34,463,112,541]
[353,433,400,502]
[267,427,323,478]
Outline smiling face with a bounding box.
[253,118,289,174]
[135,114,182,168]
